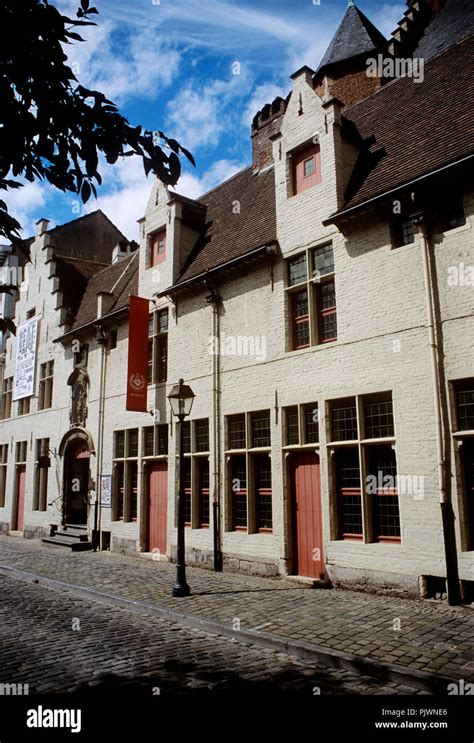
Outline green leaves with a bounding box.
[0,0,195,298]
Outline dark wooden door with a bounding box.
[147,462,168,554]
[15,465,26,531]
[291,451,324,579]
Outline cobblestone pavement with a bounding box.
[0,572,421,695]
[0,535,473,684]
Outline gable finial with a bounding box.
[348,0,354,6]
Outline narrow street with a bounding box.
[1,534,473,697]
[0,571,421,695]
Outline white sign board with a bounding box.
[13,317,38,400]
[100,475,112,508]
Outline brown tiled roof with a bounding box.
[54,255,109,324]
[177,166,277,283]
[340,34,474,211]
[71,252,138,330]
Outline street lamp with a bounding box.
[168,378,195,597]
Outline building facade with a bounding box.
[0,0,473,598]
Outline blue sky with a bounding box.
[8,0,405,241]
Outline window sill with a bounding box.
[360,437,396,445]
[289,183,322,199]
[283,444,320,451]
[286,339,338,355]
[433,220,470,239]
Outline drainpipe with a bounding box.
[414,213,461,605]
[93,325,108,551]
[206,282,223,571]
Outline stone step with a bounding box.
[56,529,89,541]
[42,536,93,552]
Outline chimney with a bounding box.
[97,291,114,318]
[251,96,287,172]
[35,218,49,236]
[112,240,136,264]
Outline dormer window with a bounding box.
[150,229,166,267]
[292,143,321,195]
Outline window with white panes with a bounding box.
[175,419,210,529]
[286,244,337,351]
[33,438,50,511]
[283,403,319,447]
[328,392,400,543]
[226,411,272,533]
[113,429,139,522]
[148,309,168,384]
[143,425,168,457]
[38,361,54,410]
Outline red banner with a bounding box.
[126,296,149,412]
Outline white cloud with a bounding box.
[84,156,149,240]
[84,155,246,239]
[58,1,181,103]
[175,159,247,199]
[166,88,224,151]
[99,0,304,51]
[371,3,406,39]
[166,67,253,152]
[4,182,48,238]
[242,83,288,127]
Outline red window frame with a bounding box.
[231,454,247,531]
[254,454,272,533]
[317,279,337,343]
[151,229,166,266]
[338,486,363,541]
[198,458,210,529]
[182,458,191,528]
[293,144,321,195]
[373,486,401,544]
[291,289,310,350]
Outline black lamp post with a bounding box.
[168,378,195,597]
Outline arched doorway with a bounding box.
[64,440,90,525]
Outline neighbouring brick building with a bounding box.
[0,0,473,600]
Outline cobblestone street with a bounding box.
[0,570,424,695]
[0,535,473,695]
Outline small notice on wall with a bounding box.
[13,317,38,400]
[100,475,112,507]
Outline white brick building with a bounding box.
[0,0,473,601]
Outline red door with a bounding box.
[15,465,26,531]
[147,462,168,554]
[291,452,324,579]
